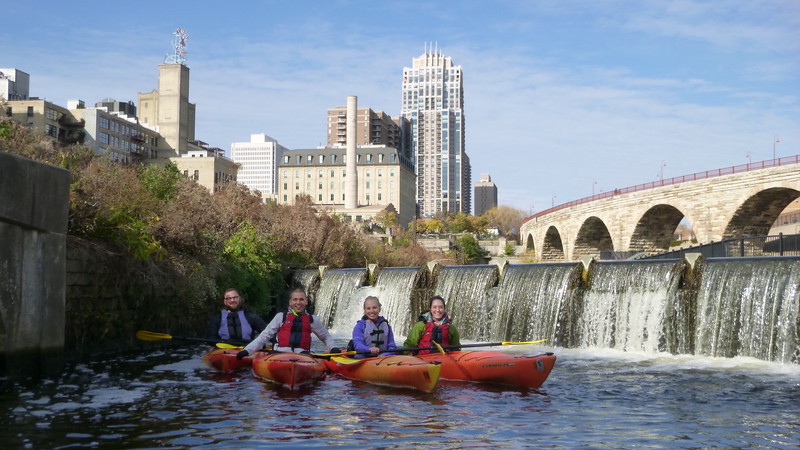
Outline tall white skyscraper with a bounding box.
[231,133,286,201]
[401,47,471,218]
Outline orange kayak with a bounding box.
[417,351,556,389]
[252,352,327,390]
[201,347,252,372]
[325,355,441,393]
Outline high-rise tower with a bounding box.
[400,45,471,218]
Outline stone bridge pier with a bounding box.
[0,151,70,370]
[521,159,800,261]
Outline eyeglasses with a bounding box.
[224,295,240,300]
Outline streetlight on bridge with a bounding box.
[746,151,751,165]
[552,194,557,207]
[658,161,667,182]
[593,180,597,196]
[774,136,780,160]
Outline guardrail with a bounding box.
[645,233,800,260]
[523,155,800,225]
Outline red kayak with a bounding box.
[251,352,327,390]
[416,351,556,389]
[202,347,252,372]
[325,355,441,393]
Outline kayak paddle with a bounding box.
[135,330,248,346]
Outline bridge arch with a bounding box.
[574,216,614,259]
[525,233,536,254]
[630,204,686,253]
[724,187,800,238]
[542,226,565,262]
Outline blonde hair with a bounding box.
[363,296,382,308]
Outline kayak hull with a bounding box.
[325,355,441,393]
[252,352,327,390]
[417,351,556,389]
[202,347,251,372]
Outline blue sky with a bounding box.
[2,0,798,213]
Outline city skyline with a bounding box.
[2,1,797,214]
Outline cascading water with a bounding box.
[577,260,686,353]
[432,265,499,340]
[328,267,424,335]
[312,268,367,328]
[291,270,320,295]
[489,263,582,344]
[695,257,800,363]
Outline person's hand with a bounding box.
[370,347,380,354]
[236,350,249,360]
[330,347,342,354]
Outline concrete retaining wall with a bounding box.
[0,151,69,357]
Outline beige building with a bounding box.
[326,106,409,154]
[231,133,286,202]
[277,145,416,226]
[137,63,235,192]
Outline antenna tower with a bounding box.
[164,28,189,65]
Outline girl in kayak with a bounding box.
[349,296,397,358]
[403,295,461,354]
[237,288,339,358]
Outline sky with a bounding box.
[2,0,798,214]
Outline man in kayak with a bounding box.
[349,296,397,358]
[403,295,461,354]
[206,288,267,343]
[237,288,339,358]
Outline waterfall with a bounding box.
[433,265,499,340]
[328,267,424,336]
[695,258,800,363]
[312,268,367,328]
[291,269,319,294]
[490,263,582,344]
[577,260,685,353]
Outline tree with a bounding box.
[484,206,526,238]
[374,210,398,229]
[457,233,488,263]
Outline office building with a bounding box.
[474,174,498,216]
[0,68,29,100]
[326,105,409,156]
[231,133,286,202]
[400,47,471,217]
[277,145,416,226]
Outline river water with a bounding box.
[2,341,799,448]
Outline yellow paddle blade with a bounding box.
[330,356,363,364]
[501,339,549,345]
[432,341,447,355]
[136,330,172,341]
[313,350,357,357]
[215,343,244,349]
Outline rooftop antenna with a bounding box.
[164,28,189,65]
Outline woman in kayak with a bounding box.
[403,295,461,354]
[349,296,397,358]
[236,288,339,359]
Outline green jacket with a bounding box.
[403,313,461,349]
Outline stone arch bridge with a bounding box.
[520,156,800,261]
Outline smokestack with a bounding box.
[345,96,358,209]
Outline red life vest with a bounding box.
[276,311,313,351]
[417,321,450,355]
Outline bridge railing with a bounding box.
[644,233,800,260]
[523,154,800,224]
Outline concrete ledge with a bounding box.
[0,151,70,233]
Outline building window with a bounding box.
[306,182,311,189]
[318,170,323,178]
[295,182,299,189]
[378,193,382,201]
[390,153,396,163]
[319,154,325,163]
[330,170,335,177]
[356,154,361,163]
[378,181,382,189]
[366,181,371,189]
[45,108,59,121]
[296,155,301,164]
[306,170,311,178]
[284,155,289,164]
[283,194,287,202]
[378,169,382,177]
[45,124,57,137]
[330,194,335,201]
[390,193,394,201]
[379,154,384,163]
[366,154,372,163]
[318,182,322,189]
[27,106,34,117]
[183,170,189,177]
[330,182,334,189]
[283,183,287,190]
[307,155,313,163]
[366,169,371,177]
[318,194,322,201]
[332,155,337,164]
[295,170,300,178]
[390,169,395,177]
[193,170,199,181]
[283,171,288,178]
[366,194,370,204]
